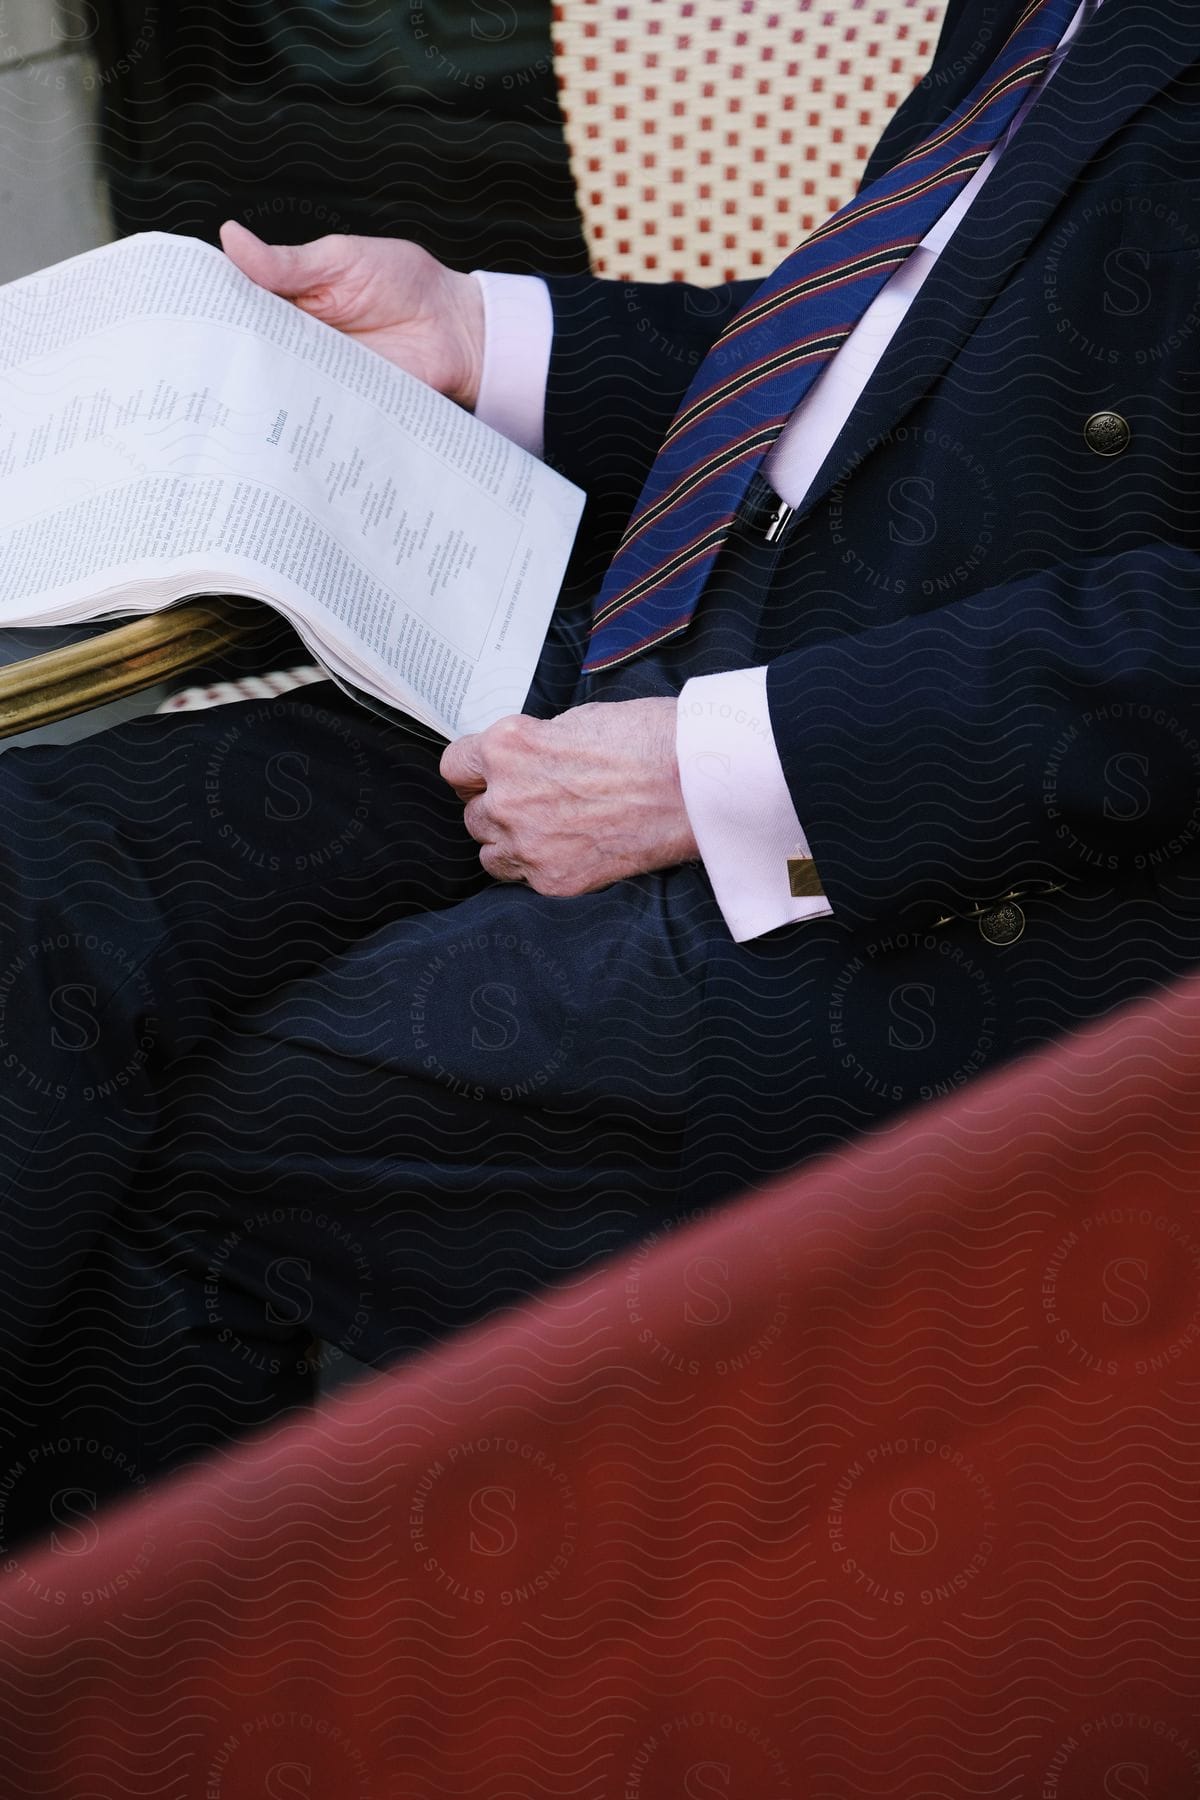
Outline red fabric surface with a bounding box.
[2,977,1199,1798]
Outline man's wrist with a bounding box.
[444,266,486,410]
[656,697,700,865]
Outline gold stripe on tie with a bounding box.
[788,857,825,899]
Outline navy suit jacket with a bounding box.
[542,0,1200,938]
[520,0,1200,1185]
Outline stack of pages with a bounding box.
[0,232,585,738]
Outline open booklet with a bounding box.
[0,232,586,738]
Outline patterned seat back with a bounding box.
[551,0,950,284]
[159,3,953,721]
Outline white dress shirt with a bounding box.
[472,0,1098,941]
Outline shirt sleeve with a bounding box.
[676,666,833,943]
[470,270,554,458]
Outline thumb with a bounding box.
[440,732,487,797]
[219,220,347,302]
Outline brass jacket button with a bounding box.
[979,901,1025,946]
[1084,411,1131,456]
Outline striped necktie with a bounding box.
[583,0,1085,675]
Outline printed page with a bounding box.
[0,234,585,736]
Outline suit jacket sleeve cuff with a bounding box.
[677,667,833,943]
[470,271,553,458]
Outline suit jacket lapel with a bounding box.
[858,0,1027,188]
[793,0,1200,523]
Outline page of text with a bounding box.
[0,234,585,735]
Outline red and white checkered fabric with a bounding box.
[156,665,327,713]
[552,0,949,283]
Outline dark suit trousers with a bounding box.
[0,558,755,1538]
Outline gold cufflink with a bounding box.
[787,857,825,899]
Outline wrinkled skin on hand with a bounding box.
[440,699,698,896]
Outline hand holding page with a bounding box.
[0,233,585,737]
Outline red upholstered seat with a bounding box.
[2,971,1199,1798]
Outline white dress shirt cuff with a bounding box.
[470,270,553,459]
[676,667,833,943]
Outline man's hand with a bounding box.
[440,700,699,896]
[219,222,486,409]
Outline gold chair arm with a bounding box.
[0,600,264,741]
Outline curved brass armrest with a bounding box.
[0,599,264,741]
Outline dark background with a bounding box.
[94,0,589,275]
